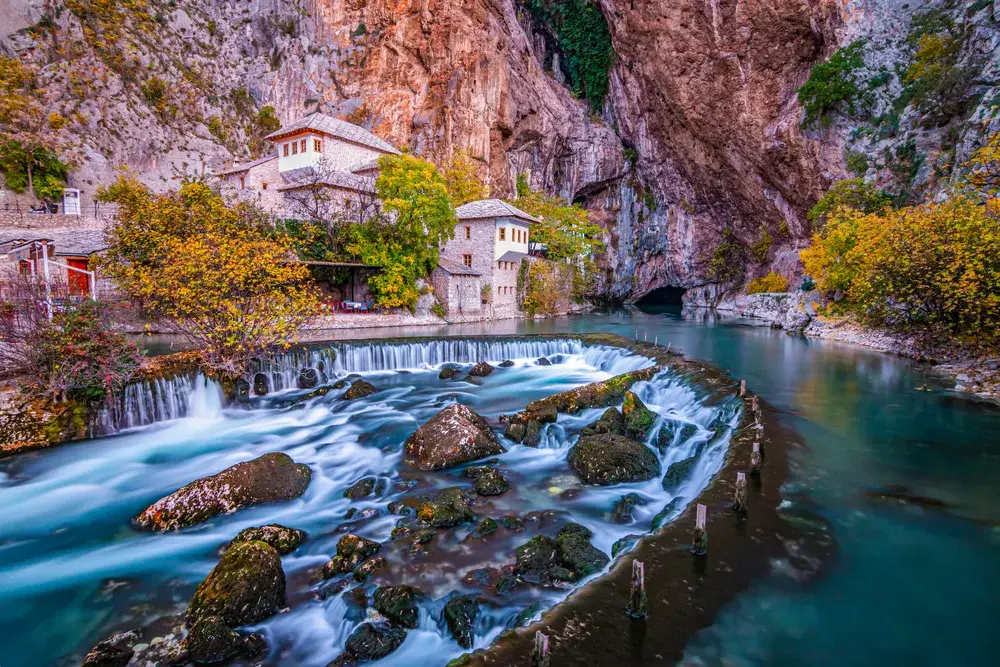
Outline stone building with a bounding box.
[0,228,109,299]
[435,199,539,319]
[215,112,400,217]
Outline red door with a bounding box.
[67,258,91,296]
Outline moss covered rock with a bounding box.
[498,360,515,367]
[514,535,559,582]
[472,517,499,538]
[622,391,657,439]
[337,622,406,663]
[473,469,510,496]
[535,357,552,366]
[580,407,625,437]
[322,534,381,579]
[467,361,495,377]
[611,493,644,523]
[662,455,699,492]
[417,487,477,527]
[297,367,320,389]
[373,585,421,629]
[439,365,462,380]
[555,523,609,577]
[404,404,505,471]
[252,373,270,397]
[444,595,480,649]
[567,434,660,485]
[342,380,378,400]
[81,630,139,667]
[134,452,311,531]
[227,524,306,555]
[344,477,377,500]
[186,540,285,628]
[186,616,265,664]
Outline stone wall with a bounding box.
[431,268,482,318]
[0,211,106,230]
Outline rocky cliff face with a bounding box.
[2,0,996,304]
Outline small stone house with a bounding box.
[435,199,539,318]
[0,228,108,298]
[215,112,400,217]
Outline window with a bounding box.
[314,138,322,152]
[283,143,289,157]
[300,138,307,153]
[516,229,521,243]
[462,254,472,267]
[464,226,471,239]
[291,141,298,155]
[262,182,268,190]
[524,231,528,245]
[239,177,245,189]
[499,227,505,241]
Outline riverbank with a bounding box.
[713,292,1000,402]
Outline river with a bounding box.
[2,308,999,666]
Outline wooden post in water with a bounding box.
[750,440,762,476]
[626,560,648,618]
[644,331,647,342]
[739,379,746,397]
[531,631,550,667]
[692,503,708,555]
[654,336,658,347]
[733,471,748,513]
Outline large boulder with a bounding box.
[512,525,609,585]
[444,595,480,649]
[467,361,495,377]
[186,616,265,664]
[186,540,286,628]
[567,434,660,485]
[323,534,381,578]
[226,524,306,555]
[622,391,657,439]
[82,630,140,667]
[337,623,406,664]
[342,380,378,400]
[404,404,506,471]
[373,585,421,629]
[134,453,312,531]
[555,523,609,577]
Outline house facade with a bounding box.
[0,228,108,300]
[216,112,399,218]
[433,199,539,319]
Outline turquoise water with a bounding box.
[3,308,1000,665]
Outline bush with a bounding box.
[431,301,445,318]
[905,33,977,127]
[746,272,789,294]
[511,174,603,260]
[523,261,560,317]
[800,195,1000,346]
[750,230,772,263]
[707,229,746,284]
[807,178,893,225]
[797,40,866,126]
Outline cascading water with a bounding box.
[0,337,738,667]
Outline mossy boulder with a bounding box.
[417,487,477,527]
[404,404,506,471]
[134,453,311,531]
[344,477,377,500]
[555,523,609,577]
[467,361,495,377]
[439,365,462,380]
[567,434,660,485]
[82,630,139,667]
[498,360,515,367]
[227,524,306,555]
[662,455,699,492]
[471,468,510,496]
[186,540,285,628]
[622,391,657,439]
[335,622,406,664]
[472,517,499,538]
[373,585,421,629]
[514,535,559,582]
[186,616,265,664]
[322,534,381,578]
[444,595,480,649]
[342,380,378,400]
[611,493,644,523]
[297,367,320,389]
[580,407,625,437]
[536,357,552,366]
[252,373,270,397]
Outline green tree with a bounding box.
[807,178,893,225]
[797,40,866,127]
[346,153,456,309]
[510,174,603,260]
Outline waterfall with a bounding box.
[100,373,222,434]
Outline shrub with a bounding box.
[707,229,746,284]
[750,230,772,263]
[905,33,977,127]
[807,178,893,225]
[431,301,445,318]
[523,261,561,316]
[798,40,866,126]
[845,151,869,175]
[746,272,789,294]
[443,150,486,207]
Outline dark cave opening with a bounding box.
[636,286,687,307]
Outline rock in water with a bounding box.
[134,453,312,531]
[297,367,319,389]
[472,517,499,537]
[555,523,610,577]
[186,616,265,664]
[342,380,378,400]
[611,493,644,523]
[662,455,699,492]
[473,468,510,496]
[340,623,406,662]
[417,487,477,527]
[343,477,377,500]
[82,630,139,667]
[514,535,559,582]
[226,524,306,555]
[580,407,626,437]
[536,357,552,366]
[567,434,660,485]
[444,595,481,649]
[404,404,506,470]
[323,534,382,578]
[468,361,495,377]
[499,360,515,367]
[373,585,421,629]
[252,372,269,397]
[439,365,461,379]
[622,391,657,439]
[186,540,286,628]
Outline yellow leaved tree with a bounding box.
[98,176,319,373]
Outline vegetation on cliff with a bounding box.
[98,175,318,372]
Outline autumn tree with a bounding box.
[510,174,603,260]
[966,132,1000,195]
[98,176,319,372]
[346,153,456,309]
[0,56,68,203]
[443,150,486,206]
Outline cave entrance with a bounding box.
[636,286,687,310]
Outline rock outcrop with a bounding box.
[134,452,311,531]
[404,404,506,470]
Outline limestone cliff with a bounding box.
[2,0,997,304]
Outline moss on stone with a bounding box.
[227,524,306,555]
[186,540,285,628]
[567,434,660,485]
[622,391,657,439]
[373,585,422,629]
[444,594,480,649]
